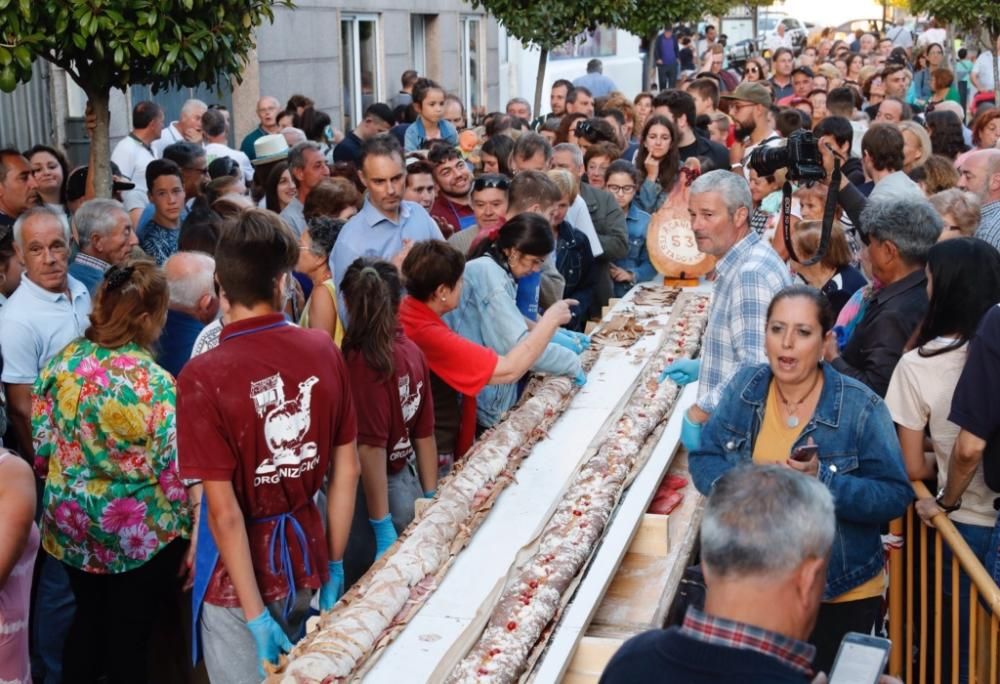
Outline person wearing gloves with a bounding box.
[659,170,790,452]
[687,285,912,673]
[340,258,438,585]
[446,213,588,431]
[400,241,582,472]
[177,209,360,683]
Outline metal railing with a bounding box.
[888,481,1000,683]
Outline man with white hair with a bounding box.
[153,98,208,158]
[0,206,90,682]
[957,148,1000,249]
[69,198,138,294]
[602,466,837,683]
[157,251,219,377]
[240,96,282,161]
[659,170,791,449]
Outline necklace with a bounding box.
[774,370,821,428]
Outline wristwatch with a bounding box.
[935,487,962,513]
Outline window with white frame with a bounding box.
[460,15,484,120]
[341,14,381,130]
[411,15,427,77]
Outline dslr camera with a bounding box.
[748,129,825,183]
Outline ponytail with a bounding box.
[340,258,402,380]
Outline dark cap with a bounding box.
[66,162,136,202]
[791,66,815,78]
[365,103,395,125]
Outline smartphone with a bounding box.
[828,632,891,684]
[790,443,819,462]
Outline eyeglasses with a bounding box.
[606,184,636,194]
[473,174,510,192]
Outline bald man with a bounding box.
[157,251,219,376]
[957,149,1000,249]
[240,96,282,160]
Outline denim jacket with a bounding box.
[690,362,913,599]
[613,203,655,298]
[445,256,581,427]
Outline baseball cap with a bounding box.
[720,81,773,107]
[66,162,136,202]
[791,66,815,79]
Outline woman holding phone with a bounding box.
[688,284,912,673]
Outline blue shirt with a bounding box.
[613,203,655,298]
[330,198,444,309]
[404,118,459,152]
[68,252,110,296]
[0,275,91,384]
[139,221,180,266]
[137,202,190,242]
[572,72,619,99]
[156,309,206,378]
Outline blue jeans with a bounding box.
[945,520,993,684]
[31,554,75,684]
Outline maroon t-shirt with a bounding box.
[346,332,434,474]
[430,194,476,238]
[177,314,357,607]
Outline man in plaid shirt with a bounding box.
[660,170,791,450]
[601,466,836,683]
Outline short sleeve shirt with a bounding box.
[32,339,190,573]
[0,275,91,384]
[346,332,434,474]
[950,306,1000,442]
[887,340,997,528]
[177,314,357,606]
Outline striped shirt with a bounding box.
[697,230,791,413]
[975,200,1000,252]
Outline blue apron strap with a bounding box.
[458,214,478,231]
[191,493,218,665]
[260,510,314,622]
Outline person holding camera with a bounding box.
[721,82,781,179]
[688,285,912,673]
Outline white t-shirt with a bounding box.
[565,194,604,258]
[885,340,998,528]
[764,32,793,55]
[972,52,999,92]
[886,24,913,49]
[204,141,255,183]
[917,28,947,48]
[110,135,155,193]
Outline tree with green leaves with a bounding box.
[469,0,629,116]
[909,0,1000,106]
[0,0,290,196]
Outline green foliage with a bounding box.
[468,0,629,51]
[622,0,743,42]
[0,0,291,94]
[908,0,1000,44]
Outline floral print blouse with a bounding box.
[32,338,190,574]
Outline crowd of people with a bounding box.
[0,15,998,684]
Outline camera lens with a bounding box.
[748,144,789,177]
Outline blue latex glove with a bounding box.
[246,609,293,678]
[659,358,701,385]
[370,514,398,559]
[567,330,591,350]
[422,489,436,499]
[681,413,703,452]
[573,369,587,386]
[552,329,586,355]
[319,560,344,611]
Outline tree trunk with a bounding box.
[87,88,113,198]
[533,47,548,119]
[994,32,1000,107]
[643,31,656,91]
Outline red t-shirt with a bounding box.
[398,296,497,395]
[430,195,476,238]
[346,332,434,474]
[177,314,357,607]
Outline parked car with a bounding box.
[753,13,808,58]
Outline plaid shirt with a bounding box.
[697,230,791,413]
[976,201,1000,252]
[680,607,816,677]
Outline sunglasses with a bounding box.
[473,174,510,192]
[575,120,595,137]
